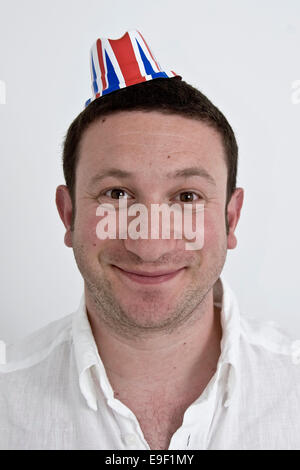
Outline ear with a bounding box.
[226,188,244,250]
[55,185,74,248]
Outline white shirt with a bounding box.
[1,276,300,450]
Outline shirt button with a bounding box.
[123,433,139,447]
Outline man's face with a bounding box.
[57,110,243,335]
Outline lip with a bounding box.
[112,265,186,284]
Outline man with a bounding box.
[1,30,300,450]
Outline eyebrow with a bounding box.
[167,166,216,186]
[89,166,216,187]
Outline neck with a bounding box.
[86,284,223,397]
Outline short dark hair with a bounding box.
[62,77,238,233]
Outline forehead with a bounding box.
[77,110,227,179]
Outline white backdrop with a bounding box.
[0,0,299,344]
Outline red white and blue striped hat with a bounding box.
[85,30,181,107]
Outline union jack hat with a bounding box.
[85,30,181,107]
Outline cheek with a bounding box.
[76,206,105,248]
[202,210,226,249]
[76,208,125,260]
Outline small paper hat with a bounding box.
[85,30,181,107]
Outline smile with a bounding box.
[112,266,186,285]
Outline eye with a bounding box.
[174,191,202,203]
[102,188,132,199]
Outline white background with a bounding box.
[0,0,299,344]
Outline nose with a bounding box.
[122,201,185,262]
[123,237,181,263]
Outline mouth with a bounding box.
[112,265,186,285]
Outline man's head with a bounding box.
[61,77,239,231]
[56,77,244,336]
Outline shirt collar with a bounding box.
[72,274,241,411]
[214,276,241,407]
[72,296,114,411]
